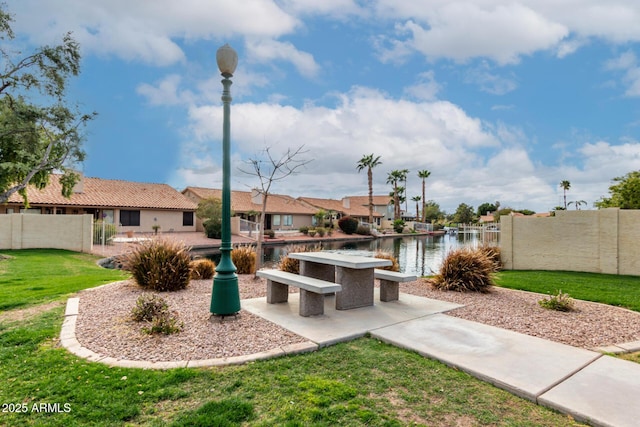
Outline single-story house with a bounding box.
[182,187,317,231]
[343,195,393,224]
[1,174,197,233]
[297,196,385,225]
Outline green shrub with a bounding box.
[538,290,575,312]
[264,229,275,239]
[93,220,117,244]
[338,216,359,234]
[308,229,317,237]
[232,245,256,274]
[299,226,309,235]
[431,247,494,292]
[375,251,399,272]
[124,239,192,291]
[203,218,222,239]
[131,294,183,335]
[190,259,216,280]
[393,219,405,233]
[316,227,326,237]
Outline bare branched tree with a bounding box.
[239,145,312,274]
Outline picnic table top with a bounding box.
[288,251,392,269]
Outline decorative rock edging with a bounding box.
[60,297,318,370]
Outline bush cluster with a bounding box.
[124,239,192,291]
[131,294,182,335]
[338,216,359,234]
[299,226,309,235]
[538,290,575,312]
[355,225,371,235]
[431,247,495,292]
[203,218,222,239]
[232,245,256,274]
[190,258,216,280]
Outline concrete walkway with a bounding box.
[63,291,640,427]
[242,292,640,427]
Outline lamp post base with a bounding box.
[210,274,241,316]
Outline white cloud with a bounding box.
[403,71,441,101]
[244,38,320,78]
[604,51,640,97]
[464,63,518,95]
[136,75,195,106]
[11,0,299,66]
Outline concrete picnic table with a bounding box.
[287,252,392,310]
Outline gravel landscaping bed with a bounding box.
[74,275,640,363]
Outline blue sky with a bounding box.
[8,0,640,214]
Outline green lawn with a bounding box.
[495,270,640,312]
[0,249,128,310]
[0,249,587,425]
[0,310,584,426]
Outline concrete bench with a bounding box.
[256,269,342,317]
[374,269,417,302]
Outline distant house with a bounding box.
[182,187,317,231]
[342,195,393,224]
[297,196,385,225]
[1,174,197,233]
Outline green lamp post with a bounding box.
[210,43,241,316]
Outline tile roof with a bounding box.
[345,195,391,207]
[183,187,316,215]
[7,174,197,210]
[297,197,382,218]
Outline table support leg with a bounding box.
[335,267,374,310]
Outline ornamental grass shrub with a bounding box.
[477,244,502,271]
[124,239,191,291]
[431,247,495,292]
[131,293,182,335]
[278,244,322,274]
[190,258,216,280]
[375,250,400,272]
[232,245,256,274]
[538,290,575,312]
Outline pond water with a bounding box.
[210,232,498,276]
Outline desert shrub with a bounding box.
[375,251,400,272]
[203,218,222,239]
[316,227,326,237]
[539,290,575,312]
[299,226,309,235]
[278,244,322,274]
[338,216,359,234]
[190,258,216,280]
[124,239,192,291]
[131,294,183,335]
[264,229,275,239]
[431,247,494,292]
[355,225,370,235]
[308,229,317,237]
[477,245,502,271]
[232,245,256,274]
[393,219,405,233]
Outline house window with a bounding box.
[283,215,293,226]
[183,211,194,226]
[272,215,281,226]
[120,210,140,226]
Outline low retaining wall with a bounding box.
[500,208,639,276]
[0,214,93,253]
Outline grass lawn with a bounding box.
[0,249,128,311]
[494,270,640,312]
[0,310,584,426]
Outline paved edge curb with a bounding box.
[60,297,319,370]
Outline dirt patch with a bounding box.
[0,300,65,323]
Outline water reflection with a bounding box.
[209,232,496,276]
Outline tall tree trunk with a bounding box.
[254,194,268,278]
[367,168,373,224]
[421,179,426,222]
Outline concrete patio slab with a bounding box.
[539,356,640,427]
[370,314,601,401]
[242,290,462,347]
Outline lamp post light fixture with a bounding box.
[210,43,241,316]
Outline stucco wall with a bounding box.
[0,214,93,253]
[117,209,196,234]
[501,208,639,275]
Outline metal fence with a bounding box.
[239,218,260,237]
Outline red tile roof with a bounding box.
[345,195,391,207]
[297,197,382,218]
[183,187,316,215]
[7,174,196,210]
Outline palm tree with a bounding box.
[417,169,431,222]
[568,200,587,210]
[387,170,404,219]
[560,180,571,209]
[411,195,421,219]
[356,154,382,225]
[400,168,409,213]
